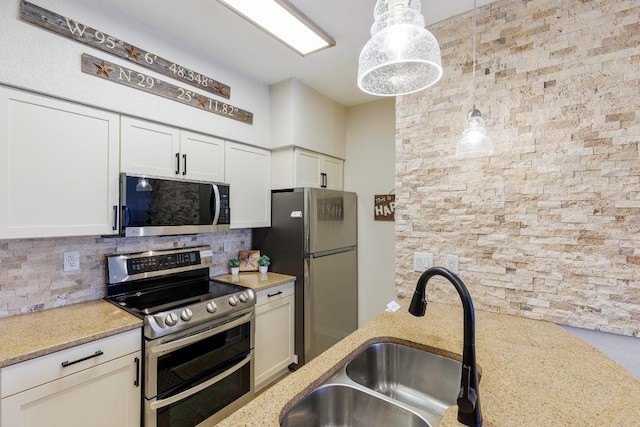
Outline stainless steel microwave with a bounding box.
[119,173,230,237]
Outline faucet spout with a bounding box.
[408,267,482,427]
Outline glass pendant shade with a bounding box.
[136,177,152,192]
[455,108,494,158]
[358,0,443,96]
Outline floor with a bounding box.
[561,325,640,380]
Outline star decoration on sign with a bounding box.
[126,46,140,60]
[241,253,256,267]
[196,96,207,108]
[94,61,113,78]
[213,82,224,95]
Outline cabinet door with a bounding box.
[323,156,344,190]
[255,293,295,391]
[120,116,181,178]
[1,353,141,427]
[0,87,119,238]
[295,149,323,187]
[225,141,271,228]
[180,130,225,182]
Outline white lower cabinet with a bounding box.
[254,281,295,391]
[0,329,141,427]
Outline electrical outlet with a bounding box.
[63,251,80,272]
[223,240,231,252]
[446,254,459,273]
[413,252,433,271]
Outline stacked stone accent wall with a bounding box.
[0,231,250,317]
[395,0,640,336]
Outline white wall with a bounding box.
[0,0,270,147]
[270,78,347,159]
[344,98,396,326]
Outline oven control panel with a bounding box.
[107,245,214,284]
[127,251,200,274]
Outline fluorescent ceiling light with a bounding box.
[218,0,335,56]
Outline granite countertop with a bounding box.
[0,273,291,368]
[0,300,142,368]
[212,272,296,292]
[214,299,640,427]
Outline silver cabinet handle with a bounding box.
[112,205,118,231]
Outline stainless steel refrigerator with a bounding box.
[253,188,358,368]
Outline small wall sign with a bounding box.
[374,194,395,221]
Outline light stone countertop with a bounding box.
[0,273,290,368]
[212,272,296,292]
[212,299,640,427]
[0,300,142,368]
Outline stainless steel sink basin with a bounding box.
[345,342,465,416]
[280,341,476,427]
[280,383,431,427]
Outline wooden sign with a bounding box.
[82,54,253,125]
[238,250,260,272]
[21,1,231,99]
[374,194,395,221]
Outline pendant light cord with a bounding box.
[472,0,477,110]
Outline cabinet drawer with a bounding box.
[1,328,141,398]
[256,281,295,307]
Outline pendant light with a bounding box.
[136,177,152,192]
[357,0,443,96]
[455,0,493,158]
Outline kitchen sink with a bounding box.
[279,383,431,427]
[345,342,466,416]
[280,341,478,427]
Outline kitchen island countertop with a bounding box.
[212,299,640,427]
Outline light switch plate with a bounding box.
[413,252,433,271]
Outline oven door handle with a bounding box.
[149,349,254,411]
[150,310,254,356]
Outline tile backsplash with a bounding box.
[0,230,251,317]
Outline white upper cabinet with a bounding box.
[121,116,224,182]
[272,147,344,190]
[177,130,225,183]
[0,86,120,238]
[225,141,271,228]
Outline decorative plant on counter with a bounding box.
[229,257,240,275]
[258,255,270,273]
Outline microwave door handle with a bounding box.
[211,184,221,225]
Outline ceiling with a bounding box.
[69,0,496,107]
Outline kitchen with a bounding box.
[1,0,640,426]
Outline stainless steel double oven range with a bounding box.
[106,246,256,427]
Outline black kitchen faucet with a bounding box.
[408,267,483,427]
